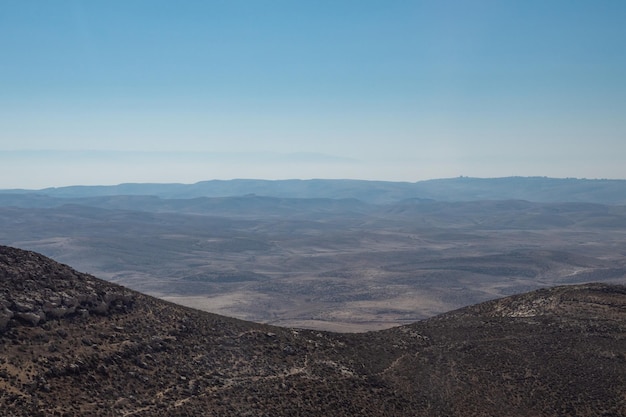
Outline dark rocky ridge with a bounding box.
[0,247,135,331]
[0,245,624,416]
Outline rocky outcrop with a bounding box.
[0,245,135,332]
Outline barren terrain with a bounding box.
[1,245,624,416]
[2,187,626,331]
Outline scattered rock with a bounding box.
[0,308,13,331]
[15,312,42,326]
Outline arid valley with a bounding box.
[2,178,626,332]
[2,178,626,415]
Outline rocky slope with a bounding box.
[1,245,624,416]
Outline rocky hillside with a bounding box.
[1,245,624,416]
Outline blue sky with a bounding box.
[1,1,625,188]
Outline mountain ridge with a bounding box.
[1,245,625,416]
[2,176,626,204]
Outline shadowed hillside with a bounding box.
[1,245,624,416]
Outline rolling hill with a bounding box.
[1,245,624,416]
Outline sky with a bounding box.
[1,0,626,188]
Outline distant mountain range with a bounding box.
[2,176,626,204]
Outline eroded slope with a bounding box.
[1,246,624,416]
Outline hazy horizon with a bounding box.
[2,1,625,188]
[5,150,626,190]
[1,167,624,193]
